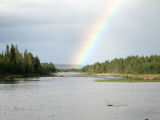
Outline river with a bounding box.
[0,72,160,120]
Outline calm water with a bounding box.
[0,72,160,120]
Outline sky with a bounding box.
[0,0,160,65]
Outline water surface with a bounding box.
[0,72,160,120]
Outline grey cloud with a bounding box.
[0,0,160,64]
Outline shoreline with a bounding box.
[95,79,160,82]
[0,73,55,80]
[82,72,160,82]
[82,72,160,79]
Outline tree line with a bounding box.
[0,44,56,75]
[82,55,160,74]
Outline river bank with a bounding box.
[0,73,55,80]
[82,72,160,82]
[95,79,160,82]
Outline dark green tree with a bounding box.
[0,44,56,75]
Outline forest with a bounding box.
[82,55,160,74]
[0,44,56,75]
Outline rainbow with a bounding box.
[73,0,123,67]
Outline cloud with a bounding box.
[0,0,110,27]
[0,0,160,64]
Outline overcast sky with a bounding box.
[0,0,160,65]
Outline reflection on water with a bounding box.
[0,79,40,84]
[0,80,19,84]
[0,72,160,120]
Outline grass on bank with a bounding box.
[95,79,160,82]
[81,72,160,82]
[82,72,160,79]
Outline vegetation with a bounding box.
[82,55,160,74]
[0,44,56,77]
